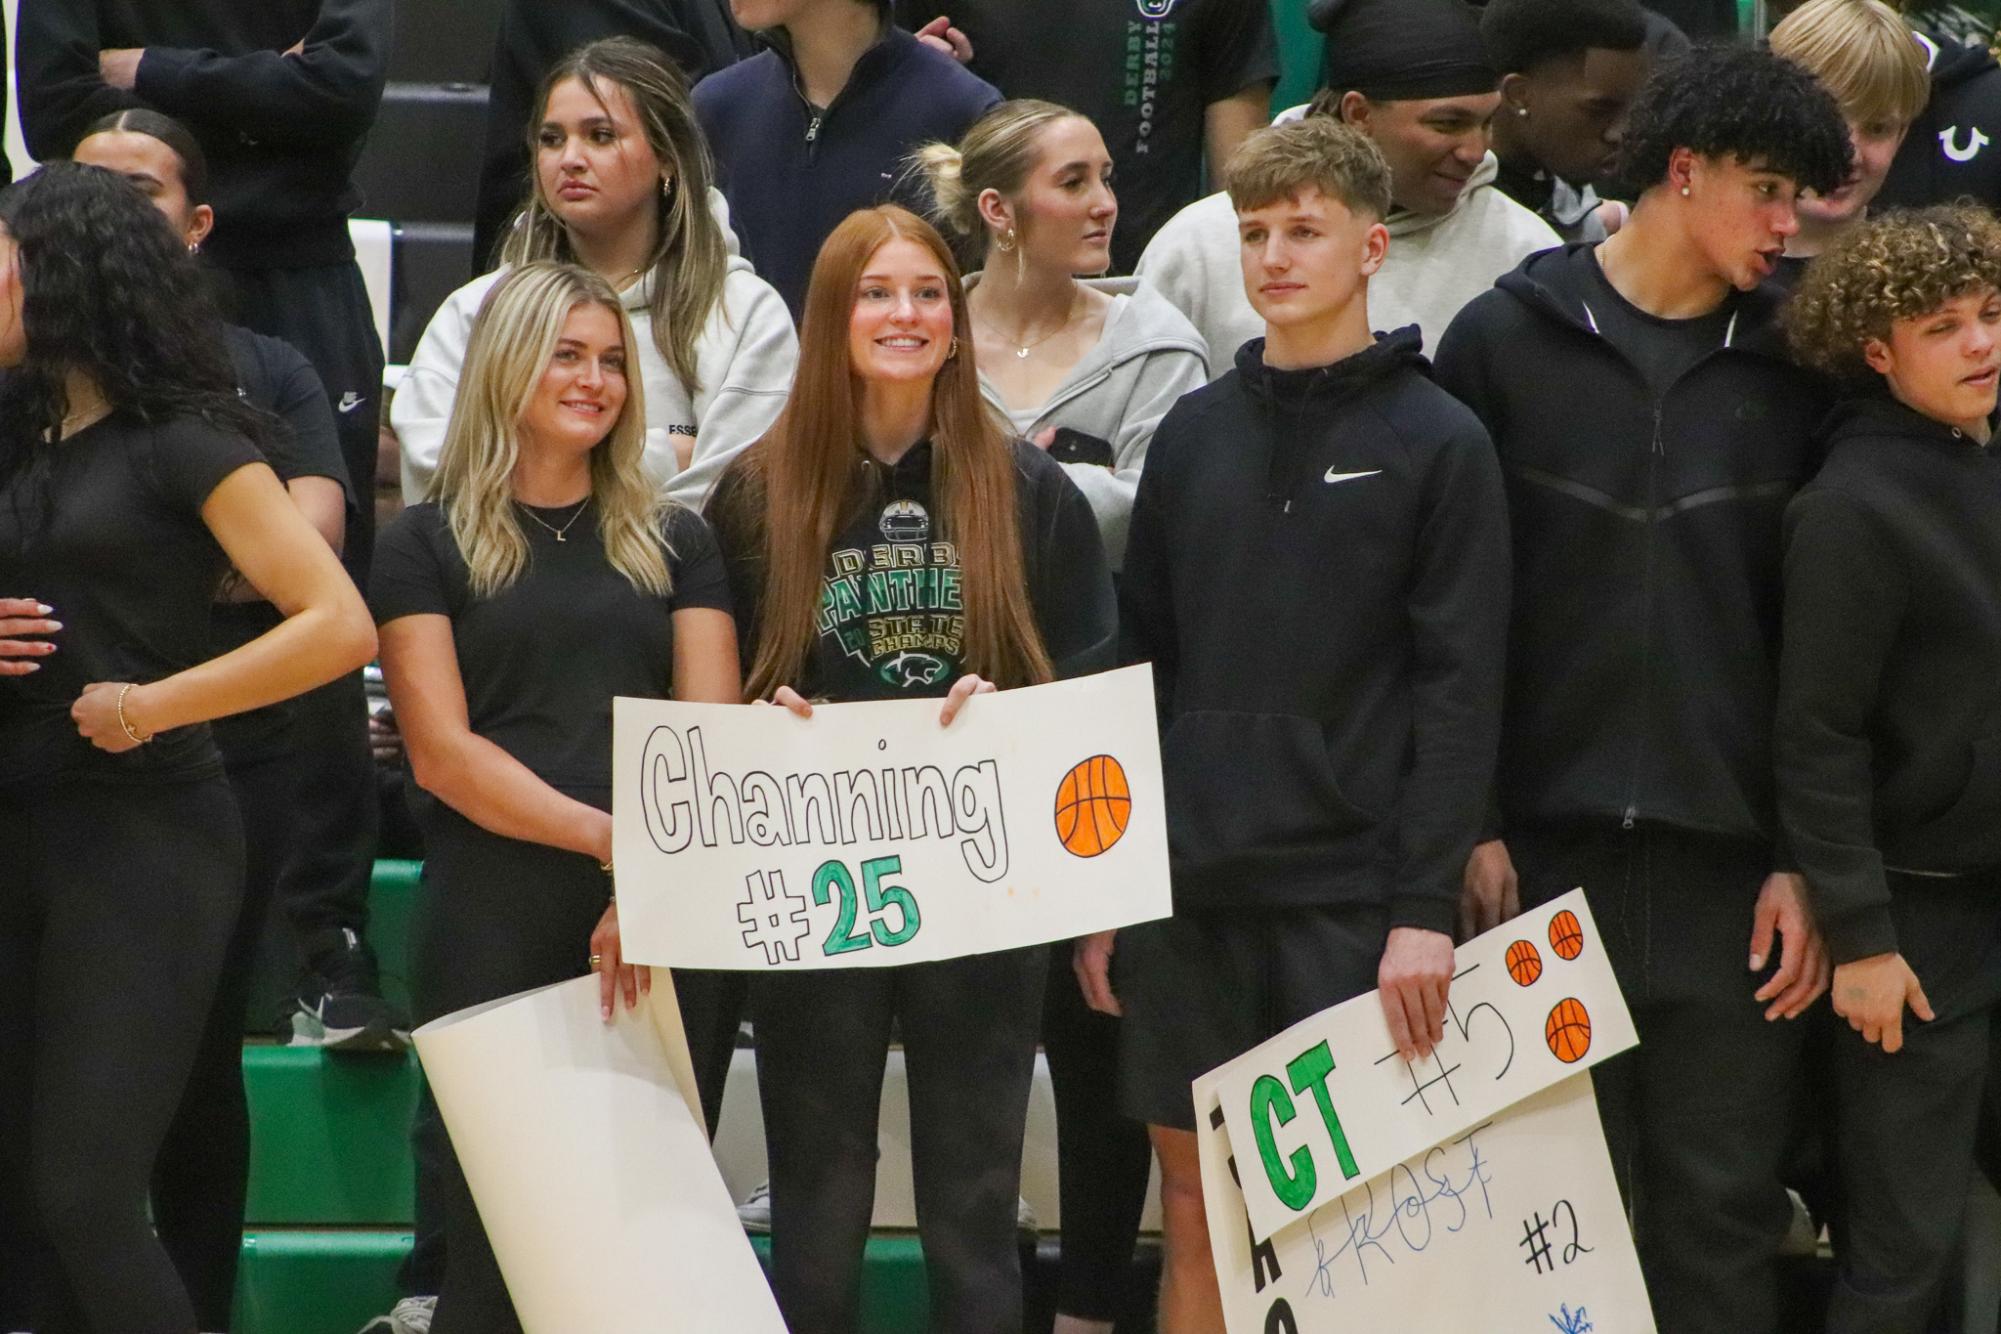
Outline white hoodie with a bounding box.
[394,251,798,510]
[967,275,1208,570]
[1136,152,1560,376]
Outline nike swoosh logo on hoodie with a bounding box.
[1323,468,1383,484]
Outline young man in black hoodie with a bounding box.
[1876,20,2001,211]
[1077,116,1510,1333]
[1434,44,1852,1334]
[1778,203,2001,1334]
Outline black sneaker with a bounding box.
[282,928,412,1052]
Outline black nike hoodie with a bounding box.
[1879,35,2001,211]
[1120,328,1511,933]
[1776,395,2001,964]
[1434,243,1830,851]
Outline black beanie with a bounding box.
[1310,0,1499,101]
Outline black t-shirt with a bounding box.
[1581,249,1736,399]
[369,501,732,810]
[895,0,1278,274]
[0,412,264,788]
[213,323,355,763]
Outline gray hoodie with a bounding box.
[968,275,1208,569]
[1137,152,1559,376]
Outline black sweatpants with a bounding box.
[752,946,1046,1334]
[152,746,298,1328]
[1825,871,2001,1334]
[1041,938,1152,1321]
[218,259,384,968]
[410,804,742,1334]
[1510,821,1807,1334]
[0,779,244,1334]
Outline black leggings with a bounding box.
[410,804,740,1334]
[0,779,244,1334]
[1042,939,1153,1321]
[752,946,1046,1334]
[151,748,297,1328]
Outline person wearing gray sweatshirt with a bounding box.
[913,99,1205,1334]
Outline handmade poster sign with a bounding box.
[1211,890,1638,1243]
[412,974,786,1332]
[611,664,1172,970]
[1196,1069,1655,1334]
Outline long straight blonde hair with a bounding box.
[430,261,673,599]
[725,206,1052,700]
[499,36,730,396]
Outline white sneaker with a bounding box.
[355,1295,436,1334]
[737,1180,772,1233]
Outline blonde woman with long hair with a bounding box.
[373,262,740,1334]
[394,36,797,510]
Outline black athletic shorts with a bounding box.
[1114,903,1386,1131]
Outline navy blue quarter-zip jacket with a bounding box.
[692,23,999,320]
[1121,330,1511,932]
[1777,396,2001,963]
[1434,243,1830,851]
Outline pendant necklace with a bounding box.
[518,495,592,542]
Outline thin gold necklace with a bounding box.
[517,495,591,542]
[978,290,1086,359]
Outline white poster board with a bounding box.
[612,665,1172,969]
[412,975,786,1333]
[1197,1070,1654,1334]
[1211,890,1639,1242]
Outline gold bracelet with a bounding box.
[115,684,152,745]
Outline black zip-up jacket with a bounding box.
[16,0,389,269]
[1121,330,1510,932]
[1434,243,1828,850]
[1878,36,2001,212]
[708,438,1116,702]
[692,23,998,319]
[1776,396,2001,963]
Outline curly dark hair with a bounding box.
[1608,42,1852,198]
[0,162,272,488]
[1784,205,2001,378]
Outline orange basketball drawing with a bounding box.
[1548,908,1585,961]
[1055,754,1132,858]
[1546,998,1593,1063]
[1505,939,1543,987]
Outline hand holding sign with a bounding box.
[613,665,1172,970]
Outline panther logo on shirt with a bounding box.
[879,651,950,689]
[1135,0,1181,15]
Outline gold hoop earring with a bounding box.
[948,336,960,359]
[662,176,676,199]
[995,228,1016,253]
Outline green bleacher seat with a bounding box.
[368,859,423,1020]
[244,1046,420,1227]
[234,1231,411,1334]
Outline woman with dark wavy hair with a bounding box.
[0,162,376,1333]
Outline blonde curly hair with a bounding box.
[1785,206,2001,378]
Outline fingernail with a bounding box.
[35,603,50,614]
[21,663,37,673]
[1749,954,1764,970]
[45,621,60,630]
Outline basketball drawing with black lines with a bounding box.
[1548,908,1585,961]
[1055,754,1131,858]
[1505,939,1543,987]
[1545,998,1592,1063]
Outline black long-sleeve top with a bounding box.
[1121,330,1511,929]
[17,0,389,268]
[1775,395,2001,964]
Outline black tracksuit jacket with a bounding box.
[1776,396,2001,963]
[1434,243,1829,853]
[1120,329,1511,933]
[16,0,389,268]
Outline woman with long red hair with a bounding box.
[708,204,1115,1332]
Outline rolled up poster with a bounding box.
[413,973,784,1332]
